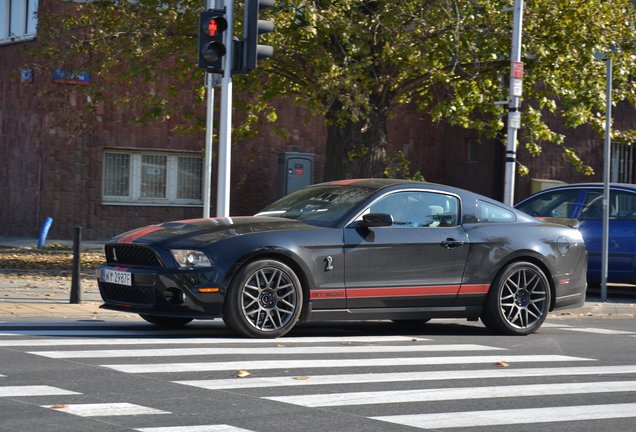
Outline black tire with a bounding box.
[223,259,303,338]
[139,314,193,328]
[481,261,551,335]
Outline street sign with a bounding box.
[512,61,524,79]
[512,78,523,97]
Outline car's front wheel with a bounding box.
[139,314,193,328]
[223,259,303,338]
[481,261,551,335]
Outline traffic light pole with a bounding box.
[203,73,215,218]
[503,0,524,206]
[216,0,233,217]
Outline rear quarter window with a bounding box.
[477,201,516,223]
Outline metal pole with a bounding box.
[601,58,612,302]
[503,0,524,206]
[203,73,215,218]
[70,226,82,304]
[216,0,233,217]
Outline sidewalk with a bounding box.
[0,236,635,322]
[0,236,134,321]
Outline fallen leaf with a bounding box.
[495,361,510,368]
[235,370,251,378]
[293,376,310,381]
[51,404,68,409]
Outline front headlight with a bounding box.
[170,249,212,268]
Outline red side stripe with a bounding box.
[310,284,490,300]
[457,284,491,295]
[347,286,459,298]
[310,290,346,299]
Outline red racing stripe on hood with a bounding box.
[118,226,163,244]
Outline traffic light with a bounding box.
[198,9,228,74]
[243,0,275,72]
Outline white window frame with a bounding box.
[103,150,203,206]
[0,0,38,45]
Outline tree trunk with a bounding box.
[323,107,388,181]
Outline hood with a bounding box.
[110,216,317,248]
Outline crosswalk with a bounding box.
[1,323,636,431]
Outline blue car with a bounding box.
[515,183,636,286]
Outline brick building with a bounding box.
[1,0,634,240]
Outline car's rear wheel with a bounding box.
[139,314,193,328]
[481,261,551,335]
[223,259,303,338]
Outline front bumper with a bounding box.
[96,265,225,319]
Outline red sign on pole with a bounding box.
[512,61,524,79]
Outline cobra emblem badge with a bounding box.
[324,256,334,272]
[112,248,118,262]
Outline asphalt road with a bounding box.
[0,316,635,432]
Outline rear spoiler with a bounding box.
[535,217,580,229]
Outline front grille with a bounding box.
[100,282,156,306]
[106,244,163,268]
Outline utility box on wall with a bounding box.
[278,152,315,197]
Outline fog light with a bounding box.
[164,288,186,305]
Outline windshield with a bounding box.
[256,185,376,227]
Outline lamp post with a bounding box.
[594,50,612,302]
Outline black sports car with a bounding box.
[97,179,587,337]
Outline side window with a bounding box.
[516,190,581,218]
[368,191,459,227]
[614,191,636,220]
[581,191,603,220]
[584,190,636,220]
[477,201,516,222]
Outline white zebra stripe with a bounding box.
[0,385,80,397]
[175,364,636,390]
[42,403,169,417]
[102,355,592,374]
[265,380,636,407]
[0,335,429,347]
[136,425,257,432]
[372,403,636,429]
[560,327,636,335]
[28,343,503,359]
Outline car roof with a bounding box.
[529,182,636,191]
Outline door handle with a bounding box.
[441,238,464,249]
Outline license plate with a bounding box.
[103,269,132,286]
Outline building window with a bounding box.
[0,0,38,45]
[467,138,479,163]
[103,151,203,206]
[612,142,635,184]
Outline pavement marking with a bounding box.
[372,403,636,429]
[0,385,80,397]
[102,355,592,374]
[42,402,170,417]
[27,343,504,359]
[559,327,636,335]
[0,335,430,347]
[0,333,20,336]
[541,322,574,328]
[137,426,257,432]
[265,380,636,407]
[174,364,636,390]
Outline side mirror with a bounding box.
[358,213,393,228]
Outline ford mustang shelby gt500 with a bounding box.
[97,179,587,337]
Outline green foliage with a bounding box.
[34,0,636,177]
[383,151,425,181]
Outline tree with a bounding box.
[36,0,636,180]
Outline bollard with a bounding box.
[37,217,53,249]
[70,226,82,304]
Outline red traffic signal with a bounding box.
[198,10,228,73]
